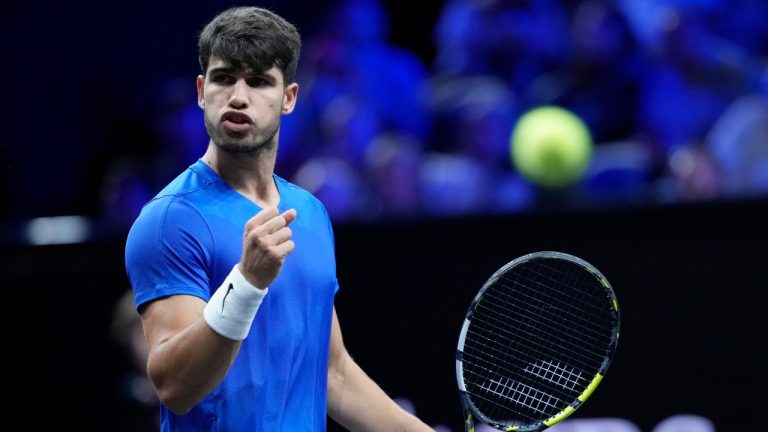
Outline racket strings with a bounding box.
[461,258,618,426]
[462,335,593,396]
[500,262,613,339]
[469,290,609,367]
[469,374,564,418]
[479,291,607,347]
[467,265,614,373]
[461,326,595,396]
[488,280,613,363]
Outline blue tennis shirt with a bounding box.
[125,159,339,431]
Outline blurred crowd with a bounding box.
[99,0,768,226]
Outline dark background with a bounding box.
[18,198,765,430]
[6,0,768,430]
[333,199,768,430]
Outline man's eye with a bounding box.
[212,75,233,84]
[248,78,268,87]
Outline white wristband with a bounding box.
[203,265,268,341]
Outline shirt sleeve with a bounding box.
[125,195,214,310]
[317,198,340,296]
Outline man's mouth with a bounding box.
[221,111,253,133]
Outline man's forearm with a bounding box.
[327,352,432,432]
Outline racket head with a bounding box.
[456,251,620,431]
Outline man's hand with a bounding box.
[239,207,297,289]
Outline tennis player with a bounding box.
[125,6,432,431]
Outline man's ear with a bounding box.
[196,75,205,110]
[282,83,299,114]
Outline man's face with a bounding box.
[197,56,298,155]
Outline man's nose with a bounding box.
[228,79,249,108]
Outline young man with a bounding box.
[125,6,432,431]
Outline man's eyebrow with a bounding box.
[208,66,237,75]
[208,66,277,82]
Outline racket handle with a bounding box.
[464,413,475,432]
[460,396,475,432]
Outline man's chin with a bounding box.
[215,138,272,155]
[219,143,258,154]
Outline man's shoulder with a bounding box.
[276,175,312,199]
[275,175,328,214]
[133,165,219,225]
[155,163,217,200]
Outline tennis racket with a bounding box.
[456,251,620,431]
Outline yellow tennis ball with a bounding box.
[510,106,593,188]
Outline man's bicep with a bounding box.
[141,295,207,353]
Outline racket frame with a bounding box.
[456,251,620,432]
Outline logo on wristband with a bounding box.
[222,283,235,313]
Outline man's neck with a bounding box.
[202,144,280,208]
